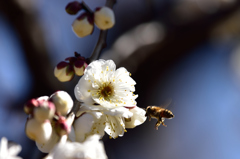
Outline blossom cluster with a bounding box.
[24,91,74,153]
[24,59,147,158]
[66,1,115,37]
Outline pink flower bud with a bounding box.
[55,116,71,136]
[54,61,74,82]
[25,118,52,144]
[24,99,38,115]
[65,1,82,15]
[50,91,73,116]
[74,59,88,76]
[34,100,55,122]
[94,7,115,30]
[72,13,94,38]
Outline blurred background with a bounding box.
[0,0,240,158]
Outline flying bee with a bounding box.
[145,106,174,130]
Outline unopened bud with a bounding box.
[50,91,73,116]
[36,130,59,153]
[54,61,74,82]
[74,59,88,76]
[25,118,52,144]
[72,13,94,38]
[65,1,82,15]
[34,100,55,122]
[94,7,115,30]
[24,99,38,115]
[55,116,71,136]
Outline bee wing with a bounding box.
[159,98,172,108]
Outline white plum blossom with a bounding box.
[74,59,146,138]
[0,137,22,159]
[74,59,137,112]
[45,135,107,159]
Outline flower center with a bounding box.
[99,83,114,101]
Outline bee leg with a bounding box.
[155,121,161,130]
[145,111,148,117]
[148,116,151,121]
[161,122,167,127]
[160,118,167,127]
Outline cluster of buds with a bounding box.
[24,91,74,153]
[66,1,115,37]
[54,52,88,82]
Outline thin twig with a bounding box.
[82,1,93,14]
[89,30,108,62]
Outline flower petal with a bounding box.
[104,115,125,138]
[125,106,147,128]
[103,107,133,118]
[74,77,95,105]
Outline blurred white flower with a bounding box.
[74,59,137,113]
[45,135,107,159]
[0,137,22,159]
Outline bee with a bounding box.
[145,106,174,130]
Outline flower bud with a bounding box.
[65,1,82,15]
[34,100,55,122]
[54,61,74,82]
[55,116,71,136]
[50,91,73,116]
[25,118,52,144]
[72,13,94,38]
[74,59,88,76]
[24,99,38,115]
[94,7,115,30]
